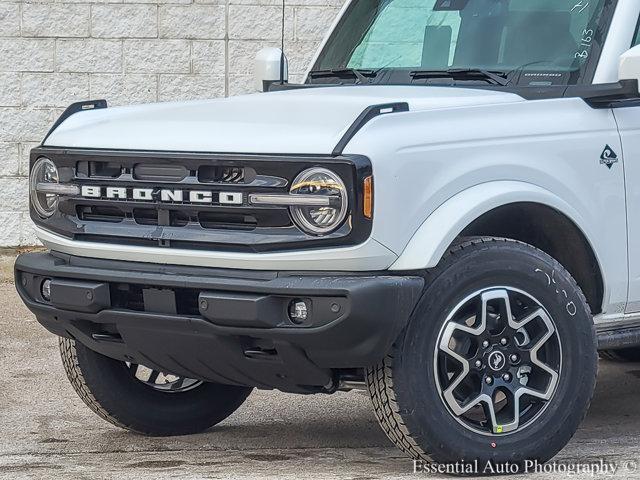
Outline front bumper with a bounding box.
[15,252,423,393]
[34,225,398,271]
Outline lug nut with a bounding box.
[482,340,490,349]
[510,354,519,363]
[475,360,482,368]
[485,377,493,385]
[502,373,512,382]
[500,338,508,346]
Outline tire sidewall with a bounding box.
[393,240,597,464]
[67,339,252,436]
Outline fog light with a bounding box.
[41,278,52,301]
[288,299,309,324]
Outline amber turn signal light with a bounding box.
[363,176,373,219]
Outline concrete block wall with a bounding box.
[0,0,344,247]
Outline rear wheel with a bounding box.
[60,338,252,436]
[366,238,597,468]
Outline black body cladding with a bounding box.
[42,100,108,144]
[15,252,424,393]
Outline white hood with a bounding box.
[44,86,524,155]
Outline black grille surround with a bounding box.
[30,147,373,253]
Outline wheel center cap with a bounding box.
[487,351,506,371]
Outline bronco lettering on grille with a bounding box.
[80,186,244,205]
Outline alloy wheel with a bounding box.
[434,287,562,436]
[126,363,203,393]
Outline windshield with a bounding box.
[310,0,616,87]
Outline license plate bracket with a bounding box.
[143,288,177,314]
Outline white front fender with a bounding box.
[388,181,593,271]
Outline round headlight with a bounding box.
[289,168,348,235]
[30,157,59,218]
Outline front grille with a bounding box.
[31,148,373,253]
[198,165,245,184]
[77,205,125,223]
[76,200,271,230]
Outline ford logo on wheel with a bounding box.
[488,351,506,371]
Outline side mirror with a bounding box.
[619,45,640,87]
[254,47,289,92]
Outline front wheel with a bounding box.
[366,238,597,468]
[60,338,252,436]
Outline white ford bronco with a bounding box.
[15,0,640,469]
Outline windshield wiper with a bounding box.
[308,68,377,84]
[410,68,509,86]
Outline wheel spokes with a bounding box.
[436,288,561,436]
[147,369,161,384]
[125,362,203,393]
[439,290,509,416]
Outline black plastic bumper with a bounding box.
[15,252,423,393]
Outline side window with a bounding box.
[633,18,640,47]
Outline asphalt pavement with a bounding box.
[2,281,640,479]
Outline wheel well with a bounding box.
[459,202,604,314]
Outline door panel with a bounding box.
[614,108,640,312]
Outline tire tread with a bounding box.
[365,236,597,463]
[59,337,252,436]
[60,337,131,432]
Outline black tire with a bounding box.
[60,338,252,436]
[599,348,640,363]
[366,237,597,468]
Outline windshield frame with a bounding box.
[307,0,619,88]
